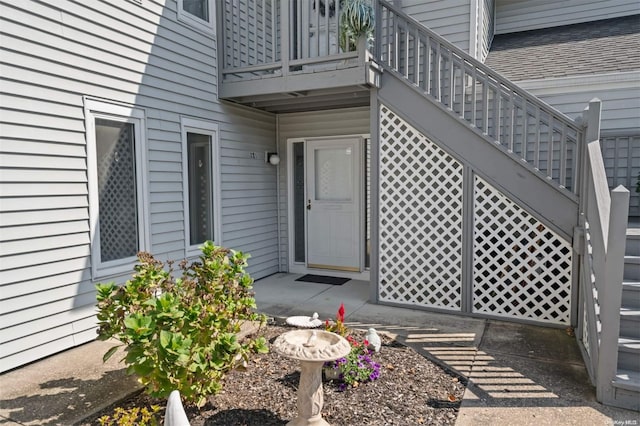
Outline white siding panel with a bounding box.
[0,221,89,242]
[0,208,88,227]
[277,107,371,271]
[0,0,279,372]
[495,0,640,34]
[1,269,92,299]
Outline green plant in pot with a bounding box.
[339,0,375,52]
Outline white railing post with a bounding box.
[281,0,290,75]
[597,185,630,403]
[579,99,602,219]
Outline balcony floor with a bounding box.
[220,60,378,113]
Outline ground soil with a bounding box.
[83,325,466,425]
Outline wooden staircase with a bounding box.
[373,0,637,412]
[612,227,640,410]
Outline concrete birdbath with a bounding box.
[273,329,351,426]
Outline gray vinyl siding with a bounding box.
[522,87,640,133]
[401,0,472,54]
[277,107,371,271]
[0,0,277,372]
[495,0,640,34]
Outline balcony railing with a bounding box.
[221,0,584,194]
[220,0,363,82]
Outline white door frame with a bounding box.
[286,135,370,280]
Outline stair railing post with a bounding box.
[579,99,601,218]
[597,185,630,404]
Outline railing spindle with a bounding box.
[449,52,455,110]
[413,28,419,85]
[508,92,515,152]
[547,117,555,177]
[425,35,431,94]
[534,107,541,170]
[470,67,477,126]
[493,85,500,141]
[560,126,567,187]
[434,43,441,101]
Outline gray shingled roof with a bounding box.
[485,15,640,81]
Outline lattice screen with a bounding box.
[472,176,572,324]
[378,105,464,310]
[96,119,138,262]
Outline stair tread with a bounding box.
[621,308,640,317]
[625,255,640,263]
[613,369,640,391]
[627,228,640,238]
[619,337,640,351]
[623,281,640,287]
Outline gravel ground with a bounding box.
[84,325,466,425]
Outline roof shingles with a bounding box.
[485,15,640,81]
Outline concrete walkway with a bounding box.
[0,272,637,425]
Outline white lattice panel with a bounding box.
[378,105,463,310]
[472,176,572,324]
[96,120,138,262]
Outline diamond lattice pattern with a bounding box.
[378,105,463,310]
[473,176,572,324]
[96,119,138,263]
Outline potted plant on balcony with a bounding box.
[339,0,375,52]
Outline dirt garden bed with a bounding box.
[83,324,466,425]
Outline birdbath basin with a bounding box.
[274,330,351,426]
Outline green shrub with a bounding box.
[96,242,268,407]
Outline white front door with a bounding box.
[306,137,362,272]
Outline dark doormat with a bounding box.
[295,274,350,285]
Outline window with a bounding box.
[181,117,220,256]
[178,0,215,34]
[85,99,148,278]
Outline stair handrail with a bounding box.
[578,99,630,404]
[373,0,583,195]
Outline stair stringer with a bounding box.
[377,70,579,240]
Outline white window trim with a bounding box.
[177,0,216,35]
[181,116,221,258]
[85,98,149,280]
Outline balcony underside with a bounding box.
[220,62,378,113]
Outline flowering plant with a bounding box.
[325,303,348,337]
[325,335,381,391]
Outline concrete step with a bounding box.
[612,369,640,411]
[620,308,640,339]
[625,255,640,281]
[618,337,640,372]
[626,228,640,256]
[622,281,640,310]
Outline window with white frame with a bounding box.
[181,117,220,256]
[85,98,148,279]
[177,0,215,34]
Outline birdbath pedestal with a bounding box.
[274,330,351,426]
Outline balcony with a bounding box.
[218,0,380,113]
